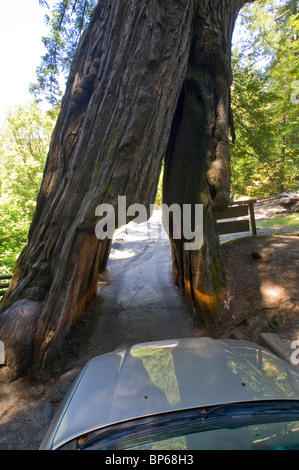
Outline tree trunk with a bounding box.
[163,0,244,328]
[0,0,254,382]
[0,0,195,382]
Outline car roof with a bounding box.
[43,337,299,449]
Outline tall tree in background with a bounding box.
[31,0,97,105]
[0,0,253,382]
[269,0,299,191]
[230,53,281,194]
[230,0,298,196]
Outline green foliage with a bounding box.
[230,53,282,195]
[0,102,57,273]
[231,0,299,197]
[31,0,97,105]
[155,164,164,206]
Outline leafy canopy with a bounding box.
[0,102,58,273]
[31,0,97,105]
[230,0,299,196]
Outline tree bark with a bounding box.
[0,0,195,382]
[0,0,254,382]
[163,0,247,327]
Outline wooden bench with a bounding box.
[0,275,12,299]
[216,199,257,236]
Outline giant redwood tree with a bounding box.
[0,0,254,382]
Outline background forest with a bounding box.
[231,0,298,197]
[0,0,298,273]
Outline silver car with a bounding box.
[40,337,299,450]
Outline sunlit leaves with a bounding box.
[230,0,298,197]
[0,102,58,273]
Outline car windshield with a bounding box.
[62,401,299,450]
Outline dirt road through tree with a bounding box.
[64,209,198,363]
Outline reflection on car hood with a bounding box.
[41,337,299,449]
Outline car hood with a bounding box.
[41,337,299,449]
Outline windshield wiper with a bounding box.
[251,402,299,416]
[197,401,299,422]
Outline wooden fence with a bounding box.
[216,199,257,236]
[0,275,12,299]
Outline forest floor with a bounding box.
[216,197,299,349]
[0,197,298,450]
